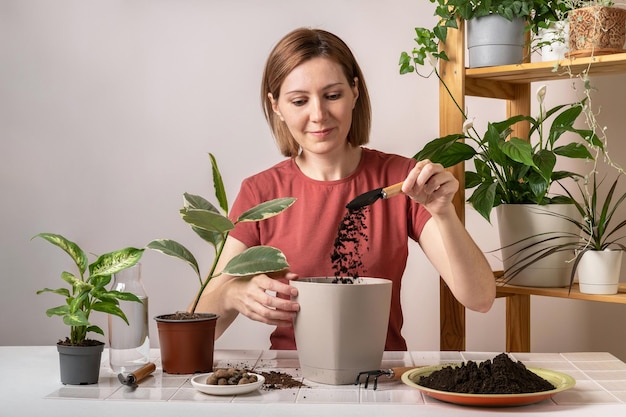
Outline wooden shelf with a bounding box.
[465,52,626,99]
[437,22,626,352]
[496,281,626,304]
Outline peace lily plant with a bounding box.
[414,84,600,222]
[146,153,296,314]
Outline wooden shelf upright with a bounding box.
[437,23,626,352]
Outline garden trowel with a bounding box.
[118,362,157,388]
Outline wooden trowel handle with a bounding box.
[382,182,404,199]
[389,366,419,381]
[131,362,156,383]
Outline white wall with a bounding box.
[2,0,625,359]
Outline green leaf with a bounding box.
[183,192,219,212]
[89,247,144,278]
[108,290,142,303]
[45,305,70,317]
[63,309,89,327]
[501,137,536,167]
[222,246,290,276]
[413,134,473,168]
[237,198,297,223]
[37,287,71,298]
[146,239,201,280]
[32,233,88,276]
[209,153,229,214]
[468,182,498,223]
[180,207,234,233]
[92,301,129,324]
[553,142,593,159]
[532,149,556,181]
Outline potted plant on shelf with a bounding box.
[565,0,626,57]
[146,153,296,374]
[503,173,626,294]
[401,0,563,69]
[414,85,599,287]
[32,233,144,385]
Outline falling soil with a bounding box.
[330,207,369,282]
[418,353,555,394]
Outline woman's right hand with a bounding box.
[223,270,300,327]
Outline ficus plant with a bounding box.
[146,153,296,314]
[414,85,600,222]
[33,233,144,345]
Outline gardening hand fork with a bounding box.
[354,367,416,390]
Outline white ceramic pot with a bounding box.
[538,21,569,61]
[292,277,392,385]
[577,250,623,295]
[497,204,580,287]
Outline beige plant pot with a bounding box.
[568,6,626,58]
[497,204,580,287]
[292,277,392,385]
[577,250,623,295]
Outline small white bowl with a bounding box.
[190,372,265,396]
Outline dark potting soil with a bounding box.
[417,353,555,394]
[330,207,368,282]
[258,370,306,390]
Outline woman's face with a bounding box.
[269,57,359,156]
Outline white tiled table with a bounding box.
[3,347,626,416]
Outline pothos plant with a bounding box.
[399,0,563,74]
[146,153,296,314]
[33,233,144,345]
[414,84,600,222]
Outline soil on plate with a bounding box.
[417,353,555,394]
[330,207,369,282]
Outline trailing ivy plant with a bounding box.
[399,0,563,74]
[146,153,296,314]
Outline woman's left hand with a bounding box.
[402,159,459,215]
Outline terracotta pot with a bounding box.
[497,204,579,287]
[577,250,623,295]
[57,341,104,385]
[292,277,392,385]
[568,6,626,58]
[154,313,219,374]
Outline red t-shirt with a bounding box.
[229,148,431,350]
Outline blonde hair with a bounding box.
[261,28,371,157]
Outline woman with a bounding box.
[194,27,495,350]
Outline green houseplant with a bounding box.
[146,153,296,374]
[503,173,626,293]
[414,85,598,222]
[33,233,144,384]
[400,0,563,71]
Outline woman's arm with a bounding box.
[192,236,300,339]
[403,160,496,312]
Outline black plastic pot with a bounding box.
[57,341,104,385]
